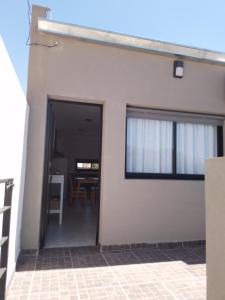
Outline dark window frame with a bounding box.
[125,117,223,180]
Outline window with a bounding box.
[176,123,217,175]
[126,118,173,173]
[76,160,99,171]
[126,107,224,179]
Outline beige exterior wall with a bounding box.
[22,5,225,249]
[205,157,225,300]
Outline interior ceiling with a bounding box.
[53,102,101,135]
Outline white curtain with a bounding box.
[126,117,173,173]
[176,123,217,174]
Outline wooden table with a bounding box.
[75,177,98,191]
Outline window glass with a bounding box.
[126,108,222,178]
[176,123,217,174]
[126,117,173,173]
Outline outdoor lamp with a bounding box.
[174,60,184,78]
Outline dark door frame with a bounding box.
[39,102,54,248]
[39,99,103,248]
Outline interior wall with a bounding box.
[51,102,101,200]
[55,130,100,173]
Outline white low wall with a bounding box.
[0,36,29,285]
[206,157,225,300]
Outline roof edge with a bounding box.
[38,18,225,66]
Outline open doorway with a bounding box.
[40,100,102,248]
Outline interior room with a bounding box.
[44,101,102,248]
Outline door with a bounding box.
[39,102,55,248]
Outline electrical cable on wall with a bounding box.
[26,0,58,48]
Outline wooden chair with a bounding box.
[90,182,99,206]
[68,175,87,205]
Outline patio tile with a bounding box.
[122,282,176,299]
[36,256,73,270]
[160,247,203,264]
[78,286,127,300]
[70,246,100,256]
[144,261,194,282]
[16,256,36,272]
[72,254,107,268]
[38,247,71,258]
[7,272,33,296]
[30,269,77,294]
[103,251,140,266]
[185,263,206,278]
[73,267,117,289]
[163,278,206,299]
[187,246,206,260]
[132,248,169,263]
[111,265,158,285]
[8,245,206,299]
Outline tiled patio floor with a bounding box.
[7,245,206,299]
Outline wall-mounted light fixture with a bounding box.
[173,60,184,78]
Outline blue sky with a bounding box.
[1,0,225,92]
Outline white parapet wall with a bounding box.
[205,156,225,300]
[0,36,29,285]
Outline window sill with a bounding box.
[125,173,204,180]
